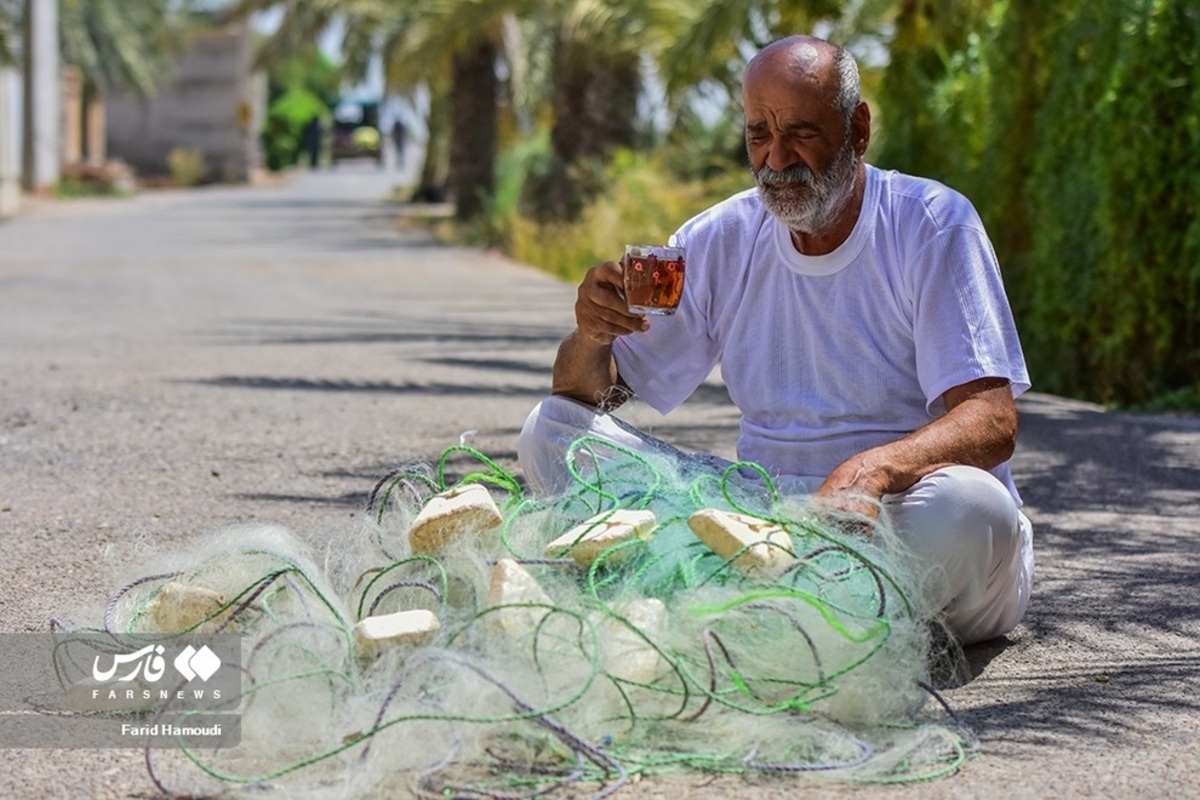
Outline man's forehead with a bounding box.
[742,39,837,116]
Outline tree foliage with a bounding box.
[58,0,181,95]
[257,46,339,170]
[261,87,327,170]
[876,0,1200,406]
[264,44,341,104]
[0,0,18,67]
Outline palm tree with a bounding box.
[232,0,504,220]
[53,0,188,171]
[0,0,18,66]
[516,0,663,220]
[58,0,179,96]
[375,0,507,218]
[448,32,499,218]
[243,0,685,222]
[657,0,896,102]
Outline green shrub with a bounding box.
[493,144,747,282]
[475,129,552,248]
[261,88,327,171]
[875,0,1200,409]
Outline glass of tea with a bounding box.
[622,244,686,316]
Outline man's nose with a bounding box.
[764,141,798,173]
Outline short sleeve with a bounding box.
[612,242,722,414]
[909,224,1031,412]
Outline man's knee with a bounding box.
[888,467,1018,550]
[884,466,1030,644]
[518,396,594,495]
[518,396,709,497]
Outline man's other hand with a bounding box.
[812,458,886,536]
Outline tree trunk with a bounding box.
[412,86,450,203]
[550,37,639,167]
[448,35,498,221]
[523,36,641,222]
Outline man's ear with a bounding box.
[852,101,871,156]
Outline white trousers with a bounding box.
[517,395,1034,645]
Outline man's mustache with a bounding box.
[754,163,816,187]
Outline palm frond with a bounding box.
[659,0,757,101]
[59,0,179,95]
[0,0,19,67]
[251,2,338,68]
[502,13,556,125]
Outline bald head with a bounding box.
[744,36,861,127]
[747,35,837,80]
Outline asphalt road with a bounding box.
[1,164,1198,799]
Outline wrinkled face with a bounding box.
[751,134,857,235]
[743,50,859,234]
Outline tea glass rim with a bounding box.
[624,244,685,259]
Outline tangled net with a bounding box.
[60,436,975,797]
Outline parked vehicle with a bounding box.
[330,100,382,165]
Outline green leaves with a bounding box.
[876,0,1200,407]
[58,0,179,95]
[0,0,18,67]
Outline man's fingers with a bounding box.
[575,261,649,341]
[577,313,647,344]
[810,492,881,539]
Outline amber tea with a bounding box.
[623,245,686,316]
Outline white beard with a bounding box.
[753,139,858,235]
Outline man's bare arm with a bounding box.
[815,377,1018,514]
[551,260,648,406]
[551,329,625,404]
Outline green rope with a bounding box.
[79,439,976,795]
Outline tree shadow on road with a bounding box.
[189,376,548,397]
[959,393,1200,746]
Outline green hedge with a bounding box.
[261,88,328,171]
[876,0,1200,408]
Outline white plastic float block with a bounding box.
[487,558,553,637]
[151,581,229,634]
[601,597,669,685]
[407,483,503,554]
[687,508,796,577]
[544,509,657,567]
[353,608,441,657]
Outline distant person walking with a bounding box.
[390,119,407,170]
[303,115,323,170]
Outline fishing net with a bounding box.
[57,436,975,797]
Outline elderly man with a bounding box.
[517,35,1033,645]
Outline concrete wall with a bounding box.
[106,24,261,182]
[0,68,20,218]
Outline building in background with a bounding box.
[1,8,270,222]
[105,22,265,184]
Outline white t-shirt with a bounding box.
[612,165,1031,502]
